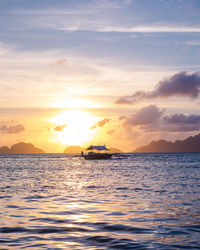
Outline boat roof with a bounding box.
[86,145,109,151]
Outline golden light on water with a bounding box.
[51,110,99,145]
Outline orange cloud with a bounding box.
[107,129,115,135]
[54,124,68,131]
[0,124,25,133]
[90,118,111,129]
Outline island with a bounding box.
[0,142,45,154]
[133,133,200,153]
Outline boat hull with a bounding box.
[83,153,112,160]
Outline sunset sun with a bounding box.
[51,110,98,145]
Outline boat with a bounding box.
[81,145,113,160]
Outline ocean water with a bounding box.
[0,153,200,249]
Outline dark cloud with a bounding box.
[163,114,200,131]
[90,118,111,130]
[124,105,164,126]
[116,71,200,104]
[54,124,67,131]
[0,124,25,134]
[121,105,200,132]
[164,114,200,124]
[116,91,146,104]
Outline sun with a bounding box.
[51,110,98,145]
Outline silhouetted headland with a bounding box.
[0,142,45,154]
[133,133,200,153]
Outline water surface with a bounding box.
[0,153,200,249]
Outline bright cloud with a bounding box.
[90,118,111,129]
[54,124,68,131]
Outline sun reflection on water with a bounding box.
[1,154,200,248]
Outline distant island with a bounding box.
[0,142,45,154]
[3,134,200,154]
[0,143,121,154]
[133,133,200,153]
[64,145,122,154]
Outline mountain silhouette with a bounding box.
[109,147,122,153]
[64,146,84,153]
[0,146,10,154]
[0,142,45,154]
[133,133,200,153]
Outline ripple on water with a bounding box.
[82,236,146,249]
[0,153,200,249]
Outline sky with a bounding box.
[0,0,200,152]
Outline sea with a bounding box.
[0,153,200,249]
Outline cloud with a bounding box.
[116,71,200,104]
[116,91,146,104]
[0,124,25,134]
[164,114,200,124]
[122,105,200,132]
[184,40,200,47]
[54,124,67,131]
[124,105,164,126]
[90,118,111,129]
[13,4,200,34]
[163,114,200,132]
[95,25,200,33]
[107,129,115,135]
[50,59,67,68]
[57,23,200,33]
[91,0,133,9]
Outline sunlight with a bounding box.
[52,97,100,109]
[51,110,99,145]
